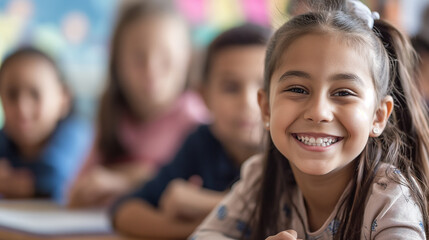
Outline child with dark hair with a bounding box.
[192,0,429,239]
[0,47,92,203]
[110,23,271,239]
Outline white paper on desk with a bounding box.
[0,200,112,236]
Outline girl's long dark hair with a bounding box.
[247,2,429,239]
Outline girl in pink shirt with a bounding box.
[67,0,208,208]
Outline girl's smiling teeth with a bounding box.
[293,133,342,147]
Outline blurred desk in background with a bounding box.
[0,230,142,240]
[0,200,148,240]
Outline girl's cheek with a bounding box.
[342,107,373,140]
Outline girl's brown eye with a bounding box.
[333,90,355,97]
[286,87,308,94]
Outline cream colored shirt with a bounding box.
[191,155,425,240]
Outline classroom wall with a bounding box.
[0,0,427,125]
[0,0,282,123]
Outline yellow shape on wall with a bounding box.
[207,0,245,29]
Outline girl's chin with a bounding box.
[292,161,355,177]
[299,169,332,176]
[291,162,336,176]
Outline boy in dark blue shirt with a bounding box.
[111,23,271,239]
[123,125,240,209]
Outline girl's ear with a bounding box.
[370,95,394,137]
[258,89,270,130]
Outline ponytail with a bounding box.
[373,19,429,235]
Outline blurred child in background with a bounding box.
[110,23,270,239]
[67,0,208,208]
[412,5,429,103]
[0,47,93,203]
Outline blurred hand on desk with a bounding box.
[67,163,155,208]
[159,176,224,222]
[67,166,130,208]
[0,158,34,198]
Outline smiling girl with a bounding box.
[0,47,92,203]
[191,0,429,239]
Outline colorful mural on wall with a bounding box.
[0,0,290,121]
[0,0,119,121]
[0,0,425,123]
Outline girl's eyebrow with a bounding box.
[332,73,365,85]
[278,71,364,85]
[278,70,311,82]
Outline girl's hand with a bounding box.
[0,158,13,178]
[159,176,204,221]
[67,166,130,208]
[266,230,302,240]
[0,159,13,194]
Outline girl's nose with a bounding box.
[303,94,334,123]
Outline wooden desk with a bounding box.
[0,229,143,240]
[0,200,152,240]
